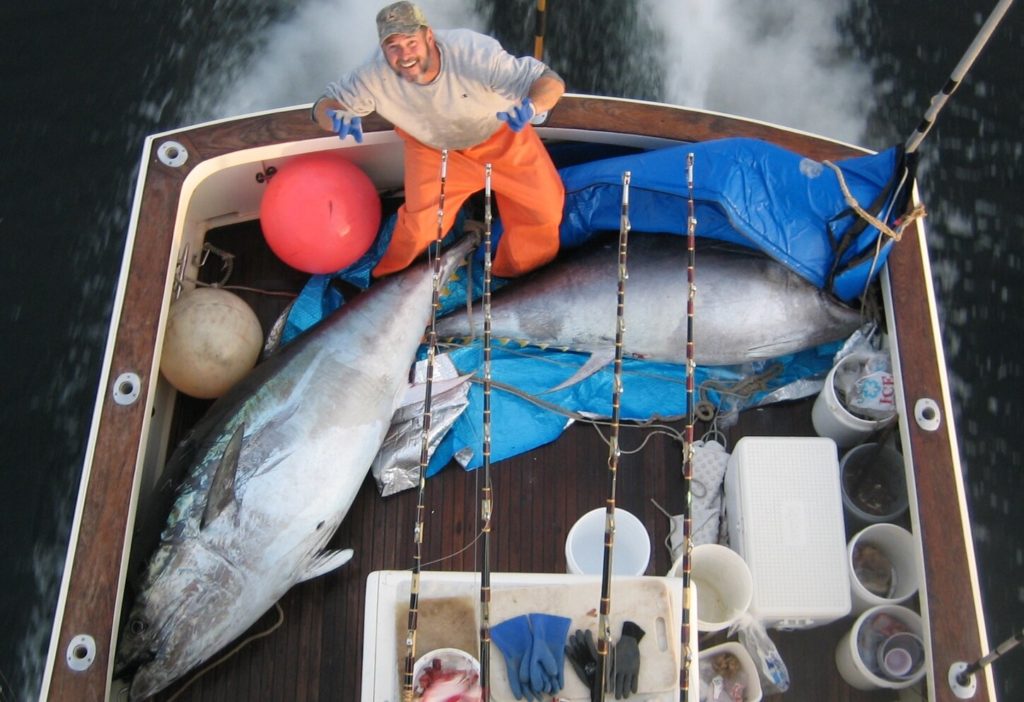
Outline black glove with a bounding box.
[613,621,645,699]
[565,628,609,702]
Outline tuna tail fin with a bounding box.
[201,423,243,530]
[543,348,615,394]
[299,548,355,583]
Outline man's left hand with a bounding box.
[497,98,536,132]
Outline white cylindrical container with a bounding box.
[812,353,896,447]
[565,507,651,576]
[688,544,753,632]
[840,443,909,526]
[835,604,926,690]
[848,524,920,613]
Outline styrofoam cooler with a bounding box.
[725,437,851,628]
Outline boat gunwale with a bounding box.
[41,94,991,702]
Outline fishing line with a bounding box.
[161,603,285,702]
[594,170,632,696]
[401,148,450,702]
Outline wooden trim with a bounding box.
[886,218,993,702]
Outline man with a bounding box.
[312,1,565,278]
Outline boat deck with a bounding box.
[143,220,903,701]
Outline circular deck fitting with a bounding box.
[948,662,978,699]
[112,372,141,406]
[157,140,188,168]
[66,634,96,672]
[914,398,942,432]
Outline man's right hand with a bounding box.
[328,109,364,143]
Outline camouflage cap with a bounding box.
[376,2,429,43]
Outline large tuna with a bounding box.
[115,235,479,700]
[436,233,862,374]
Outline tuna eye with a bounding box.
[129,618,148,635]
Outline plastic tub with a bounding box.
[565,507,651,576]
[812,353,896,447]
[698,641,763,702]
[847,523,920,613]
[840,443,909,526]
[688,544,753,632]
[835,605,926,690]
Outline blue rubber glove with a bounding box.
[491,615,537,701]
[496,97,536,132]
[327,109,364,143]
[529,613,572,694]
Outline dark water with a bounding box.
[0,1,1020,699]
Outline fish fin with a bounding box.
[299,548,355,582]
[201,423,243,530]
[543,349,616,393]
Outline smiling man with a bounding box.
[312,1,566,278]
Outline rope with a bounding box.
[823,160,926,243]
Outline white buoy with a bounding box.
[160,287,263,399]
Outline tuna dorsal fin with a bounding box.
[201,423,244,530]
[299,548,354,583]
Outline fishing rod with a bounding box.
[949,627,1024,698]
[401,149,450,702]
[594,170,632,697]
[478,163,495,700]
[533,0,548,60]
[904,0,1015,154]
[678,153,697,700]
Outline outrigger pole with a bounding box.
[533,0,548,60]
[594,171,633,697]
[401,149,451,702]
[478,164,496,700]
[904,0,1015,154]
[678,153,697,700]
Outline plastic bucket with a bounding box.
[847,524,920,613]
[565,508,650,576]
[812,354,896,447]
[835,604,926,690]
[683,544,753,632]
[840,443,909,526]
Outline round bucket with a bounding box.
[684,544,752,632]
[565,508,651,576]
[840,443,909,526]
[812,354,896,447]
[835,604,926,690]
[848,524,920,613]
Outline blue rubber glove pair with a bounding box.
[327,109,364,143]
[496,97,537,133]
[491,613,571,700]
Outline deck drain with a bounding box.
[66,634,96,672]
[914,397,941,432]
[113,372,141,406]
[157,140,188,168]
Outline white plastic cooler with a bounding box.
[724,436,851,629]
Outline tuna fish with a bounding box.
[435,233,862,379]
[115,235,479,700]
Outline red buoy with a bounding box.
[259,152,381,273]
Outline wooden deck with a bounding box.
[139,220,901,701]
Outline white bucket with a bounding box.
[565,507,651,576]
[847,524,920,613]
[835,604,926,690]
[680,544,753,632]
[812,354,896,447]
[840,443,909,526]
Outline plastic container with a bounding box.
[835,605,926,690]
[840,443,909,526]
[847,523,920,613]
[413,648,480,696]
[565,507,651,576]
[812,353,896,447]
[687,544,753,632]
[725,437,851,628]
[698,641,763,702]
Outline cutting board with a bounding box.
[362,571,685,702]
[489,579,679,701]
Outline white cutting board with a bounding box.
[362,571,691,702]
